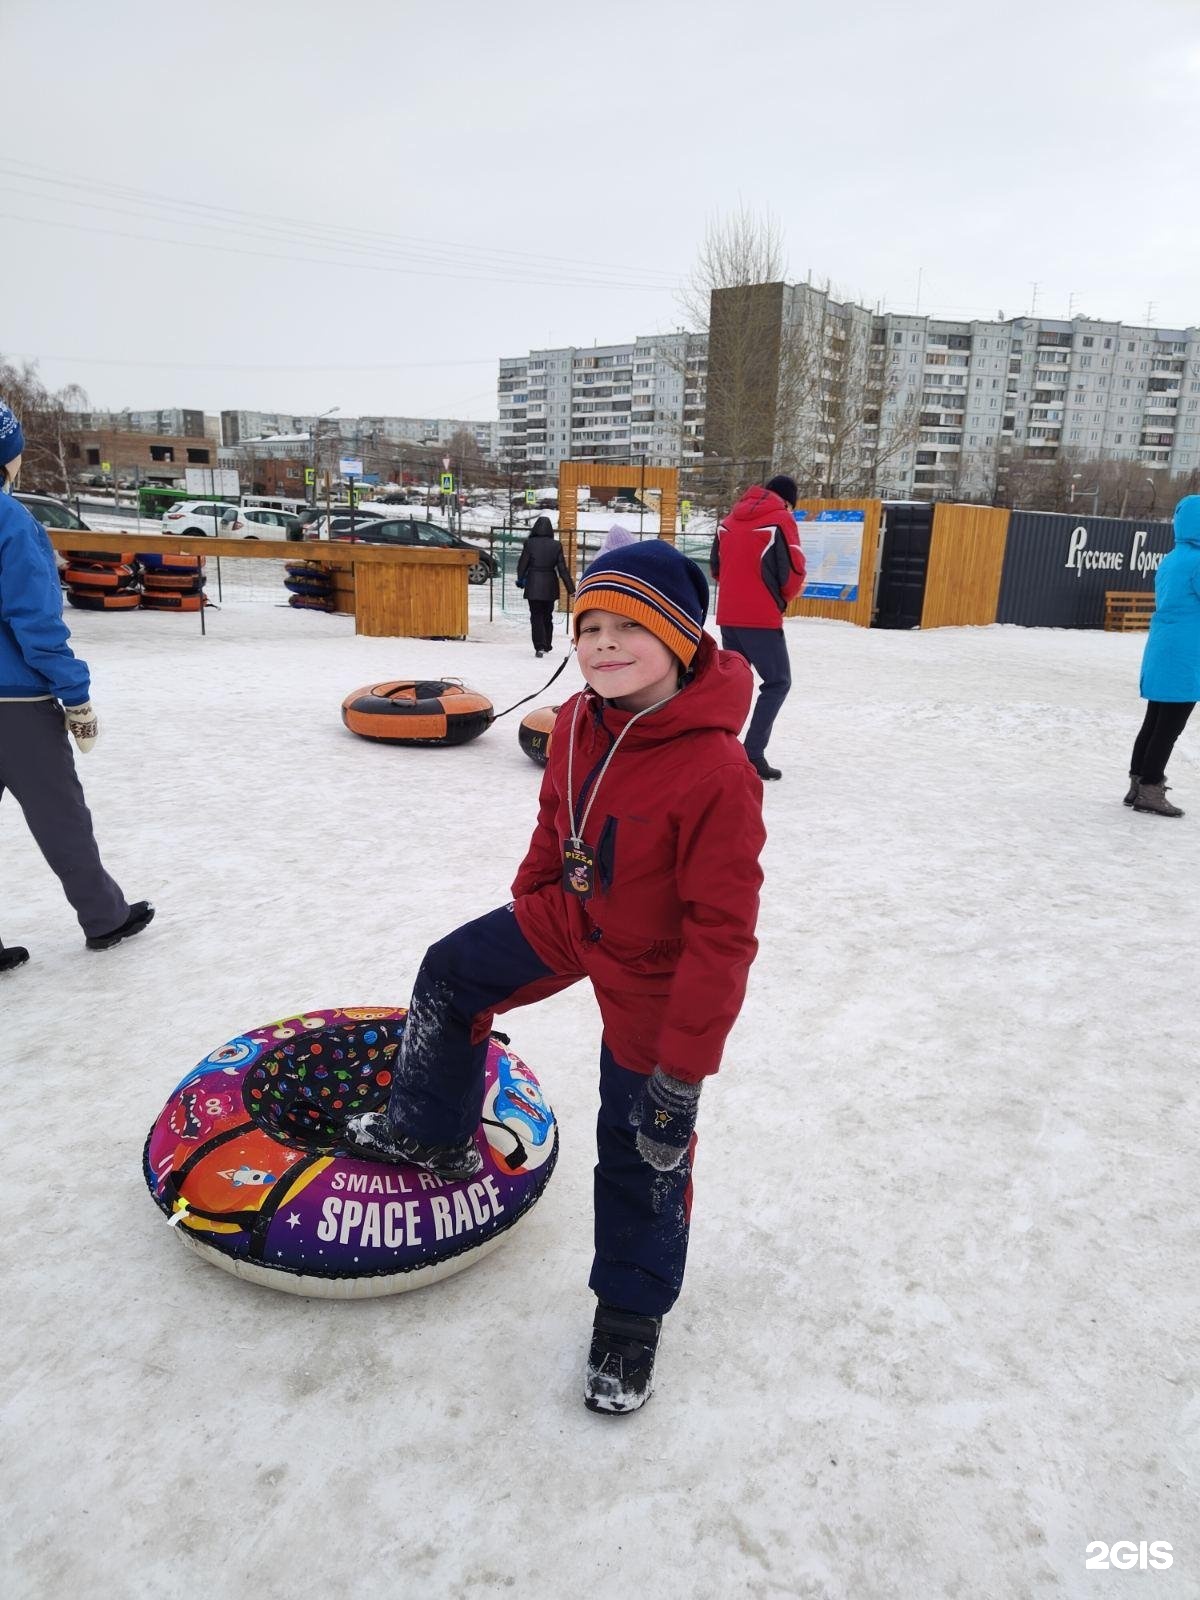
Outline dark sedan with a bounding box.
[330,517,497,584]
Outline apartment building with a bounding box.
[708,282,1200,501]
[498,332,707,475]
[220,410,497,461]
[77,408,210,439]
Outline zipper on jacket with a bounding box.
[596,815,617,892]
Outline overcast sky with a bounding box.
[3,0,1199,422]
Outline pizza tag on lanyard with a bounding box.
[562,838,595,899]
[560,686,678,907]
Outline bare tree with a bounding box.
[676,208,787,504]
[0,355,87,494]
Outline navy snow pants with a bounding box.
[719,624,792,760]
[387,903,694,1317]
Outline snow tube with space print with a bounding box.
[518,704,560,767]
[143,1007,557,1298]
[341,680,494,746]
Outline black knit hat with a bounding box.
[764,474,798,508]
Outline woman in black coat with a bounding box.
[516,516,575,657]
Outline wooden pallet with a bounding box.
[1104,590,1155,632]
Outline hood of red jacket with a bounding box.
[572,632,752,749]
[723,484,792,532]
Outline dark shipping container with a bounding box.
[996,510,1175,628]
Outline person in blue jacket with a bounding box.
[0,401,154,970]
[1128,494,1200,818]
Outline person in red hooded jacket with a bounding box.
[343,539,765,1416]
[709,473,806,780]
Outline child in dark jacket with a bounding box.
[345,540,765,1413]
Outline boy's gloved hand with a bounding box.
[63,701,99,753]
[630,1065,701,1171]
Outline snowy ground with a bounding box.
[2,592,1197,1600]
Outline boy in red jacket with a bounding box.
[710,473,807,780]
[345,539,765,1414]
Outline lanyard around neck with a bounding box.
[565,689,678,846]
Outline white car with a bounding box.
[159,501,286,540]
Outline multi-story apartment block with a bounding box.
[340,416,498,461]
[708,282,1200,501]
[221,410,497,461]
[498,333,707,476]
[78,408,210,439]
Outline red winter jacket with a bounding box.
[510,635,765,1082]
[710,485,807,629]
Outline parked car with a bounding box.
[237,507,302,538]
[609,497,644,513]
[330,516,497,584]
[161,501,243,536]
[15,493,92,531]
[303,509,388,540]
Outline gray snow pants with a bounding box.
[0,699,129,938]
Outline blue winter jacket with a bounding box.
[1139,495,1200,702]
[0,491,91,703]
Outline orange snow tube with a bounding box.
[141,592,207,612]
[341,680,494,746]
[68,590,141,611]
[518,705,560,767]
[143,571,205,593]
[63,562,138,591]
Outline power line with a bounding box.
[2,208,684,293]
[7,350,501,373]
[0,159,685,289]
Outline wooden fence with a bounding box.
[48,533,474,639]
[921,505,1011,628]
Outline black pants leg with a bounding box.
[0,700,129,937]
[387,904,579,1144]
[719,625,792,759]
[1131,701,1195,785]
[528,600,554,652]
[589,1042,694,1317]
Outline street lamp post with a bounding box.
[1145,475,1158,516]
[309,406,339,506]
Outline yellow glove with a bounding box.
[64,701,99,754]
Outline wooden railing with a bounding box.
[48,532,474,638]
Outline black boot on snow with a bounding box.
[1124,773,1140,806]
[584,1303,661,1415]
[339,1112,483,1179]
[0,942,30,973]
[749,754,782,781]
[86,901,156,951]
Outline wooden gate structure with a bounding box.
[556,461,680,593]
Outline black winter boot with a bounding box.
[1124,773,1140,806]
[749,754,782,781]
[86,901,156,951]
[339,1112,483,1178]
[0,941,30,973]
[584,1302,661,1415]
